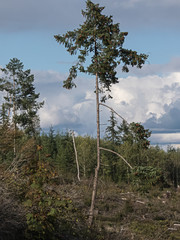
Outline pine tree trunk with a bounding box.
[89,73,100,226]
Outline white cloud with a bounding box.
[1,61,180,142]
[111,86,134,105]
[39,104,60,127]
[37,75,96,134]
[85,91,94,101]
[151,133,180,144]
[105,72,180,125]
[39,100,80,129]
[24,64,180,145]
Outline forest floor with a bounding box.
[1,167,180,240]
[54,177,180,240]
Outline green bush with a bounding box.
[130,166,165,193]
[22,159,73,240]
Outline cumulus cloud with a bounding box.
[144,100,180,132]
[36,74,97,135]
[1,60,180,145]
[106,72,180,124]
[32,64,180,146]
[106,70,180,145]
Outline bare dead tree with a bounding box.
[70,130,81,182]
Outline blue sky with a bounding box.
[1,0,180,147]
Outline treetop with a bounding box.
[55,0,148,100]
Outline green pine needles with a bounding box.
[0,58,44,136]
[54,0,148,100]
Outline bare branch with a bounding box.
[99,147,133,169]
[99,103,129,124]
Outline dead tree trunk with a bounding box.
[71,130,80,182]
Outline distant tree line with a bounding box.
[0,64,180,189]
[36,121,180,190]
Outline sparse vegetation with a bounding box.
[0,128,180,239]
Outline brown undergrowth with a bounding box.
[1,162,180,240]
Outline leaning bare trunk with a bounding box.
[89,73,100,226]
[71,130,80,182]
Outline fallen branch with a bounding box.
[99,147,133,169]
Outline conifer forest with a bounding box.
[0,1,180,240]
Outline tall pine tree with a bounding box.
[16,68,44,136]
[54,0,148,225]
[0,58,43,138]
